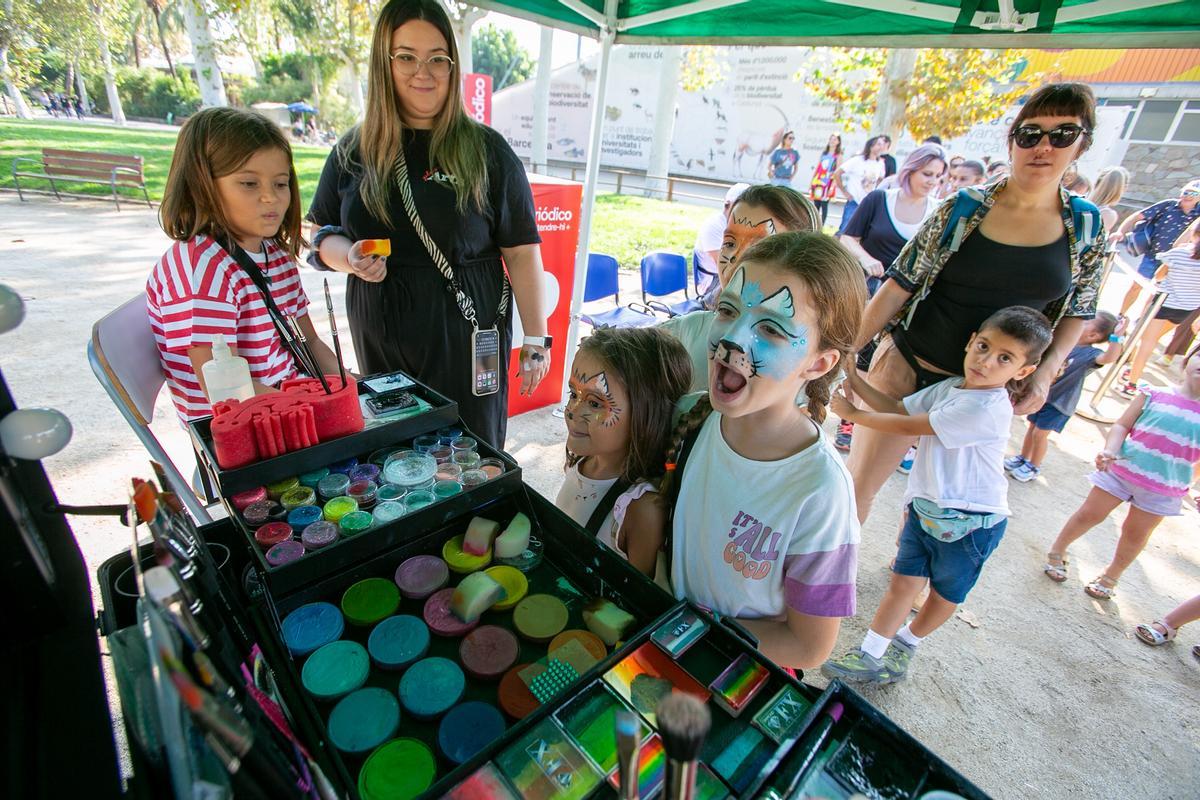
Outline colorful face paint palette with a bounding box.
[367,614,430,670]
[752,685,813,743]
[395,554,449,599]
[484,565,528,611]
[708,724,775,794]
[437,702,508,765]
[709,653,770,717]
[555,681,650,774]
[301,640,369,701]
[445,762,520,800]
[281,601,344,657]
[495,717,602,800]
[605,733,665,797]
[328,687,400,754]
[693,764,732,800]
[458,625,520,680]
[424,587,480,637]
[650,606,709,658]
[399,657,465,719]
[341,578,400,626]
[603,641,709,726]
[512,594,569,643]
[358,738,436,800]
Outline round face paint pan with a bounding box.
[368,614,430,670]
[328,687,400,755]
[301,639,369,701]
[395,555,449,600]
[341,578,401,626]
[399,657,465,719]
[437,701,507,765]
[358,738,436,800]
[423,587,479,637]
[513,594,569,643]
[281,601,344,657]
[458,625,520,680]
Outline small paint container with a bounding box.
[477,458,505,481]
[399,657,465,719]
[301,520,339,550]
[280,486,316,511]
[369,446,405,466]
[349,463,381,484]
[437,702,507,765]
[243,500,285,528]
[348,479,378,509]
[368,614,430,670]
[442,534,491,574]
[230,486,267,512]
[373,501,407,526]
[287,504,323,533]
[513,594,569,643]
[255,521,293,549]
[452,450,481,469]
[496,534,544,573]
[340,510,374,536]
[328,688,400,755]
[498,664,540,720]
[317,473,351,501]
[450,436,477,455]
[404,490,436,512]
[423,587,479,637]
[428,445,453,464]
[376,483,406,503]
[323,496,358,523]
[266,539,306,567]
[435,463,463,483]
[298,467,330,489]
[485,565,528,611]
[382,452,438,488]
[433,480,462,500]
[413,434,440,453]
[301,640,369,701]
[460,469,488,489]
[342,577,401,626]
[458,625,520,681]
[265,476,300,501]
[328,458,359,476]
[395,555,450,600]
[358,739,436,800]
[281,601,344,657]
[437,426,463,444]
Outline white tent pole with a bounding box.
[531,25,554,173]
[560,0,618,407]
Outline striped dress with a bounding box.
[1111,389,1200,498]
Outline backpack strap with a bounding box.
[937,188,985,253]
[584,477,632,538]
[662,420,705,572]
[1067,195,1103,257]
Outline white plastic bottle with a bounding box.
[201,334,254,403]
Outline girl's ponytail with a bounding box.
[659,394,714,499]
[804,373,835,424]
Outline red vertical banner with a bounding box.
[462,73,492,125]
[507,174,583,417]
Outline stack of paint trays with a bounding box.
[228,426,511,569]
[276,515,639,799]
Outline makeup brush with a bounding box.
[657,693,711,800]
[615,709,641,800]
[285,315,331,394]
[761,701,844,799]
[323,279,347,389]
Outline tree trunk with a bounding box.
[347,59,364,114]
[872,49,917,143]
[64,62,75,98]
[74,61,91,114]
[180,0,227,107]
[644,46,682,199]
[530,25,553,172]
[131,29,141,68]
[92,2,125,124]
[152,11,177,79]
[0,47,33,119]
[309,56,321,109]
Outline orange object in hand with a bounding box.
[361,239,391,257]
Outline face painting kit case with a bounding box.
[6,364,988,800]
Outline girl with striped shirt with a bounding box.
[1044,346,1200,600]
[147,107,341,424]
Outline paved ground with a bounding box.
[1,192,1196,798]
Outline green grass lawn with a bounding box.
[588,193,711,272]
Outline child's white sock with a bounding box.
[895,624,924,648]
[861,629,891,659]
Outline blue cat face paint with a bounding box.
[709,267,810,381]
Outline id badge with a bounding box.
[471,327,500,396]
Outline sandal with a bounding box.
[1134,620,1177,646]
[1042,552,1069,583]
[1084,575,1118,600]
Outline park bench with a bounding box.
[11,148,152,211]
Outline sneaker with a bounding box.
[1011,462,1042,483]
[1004,455,1027,472]
[834,420,854,452]
[883,639,917,682]
[1119,381,1139,397]
[821,648,897,685]
[896,446,916,474]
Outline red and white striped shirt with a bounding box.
[147,235,308,424]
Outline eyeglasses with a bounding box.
[389,52,454,78]
[1183,190,1200,198]
[1010,124,1089,149]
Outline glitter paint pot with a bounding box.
[404,490,436,512]
[328,458,359,476]
[265,476,299,500]
[452,451,481,469]
[230,486,267,511]
[428,446,453,464]
[376,483,406,503]
[287,504,323,533]
[460,469,487,489]
[349,463,381,483]
[433,480,462,500]
[339,510,374,536]
[254,521,293,549]
[477,458,505,481]
[348,479,378,509]
[298,467,330,488]
[280,486,316,510]
[243,500,285,528]
[450,436,477,454]
[382,452,438,488]
[437,426,463,444]
[373,501,406,525]
[413,435,440,453]
[266,539,305,566]
[317,473,351,501]
[301,520,339,550]
[435,463,463,483]
[323,496,358,523]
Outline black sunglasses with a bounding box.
[1010,123,1089,149]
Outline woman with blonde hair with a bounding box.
[1088,165,1128,232]
[307,0,550,448]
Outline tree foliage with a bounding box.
[802,48,1045,141]
[679,46,726,93]
[470,23,531,91]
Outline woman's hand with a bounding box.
[860,255,885,278]
[347,240,388,283]
[518,344,550,396]
[1012,368,1053,415]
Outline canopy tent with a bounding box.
[463,0,1200,402]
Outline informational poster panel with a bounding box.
[462,73,493,124]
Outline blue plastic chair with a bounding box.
[580,253,657,329]
[692,250,718,298]
[641,251,702,317]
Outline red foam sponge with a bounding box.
[211,375,363,469]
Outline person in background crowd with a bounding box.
[1111,180,1200,317]
[809,134,843,227]
[72,96,84,117]
[949,159,987,192]
[922,135,943,145]
[1065,171,1092,196]
[1088,166,1129,232]
[693,183,750,300]
[834,135,890,234]
[880,139,897,178]
[987,160,1010,180]
[767,131,801,188]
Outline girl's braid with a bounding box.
[658,393,714,498]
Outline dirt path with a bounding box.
[2,194,1196,798]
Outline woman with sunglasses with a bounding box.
[307,0,550,449]
[845,83,1107,523]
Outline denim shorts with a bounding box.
[1028,404,1071,433]
[1137,256,1158,279]
[893,502,1006,604]
[1090,469,1182,517]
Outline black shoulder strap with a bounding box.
[585,477,632,537]
[225,242,308,376]
[662,420,705,569]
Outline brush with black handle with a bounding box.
[657,693,711,800]
[758,700,844,799]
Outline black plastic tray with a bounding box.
[189,372,459,497]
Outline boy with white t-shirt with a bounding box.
[823,306,1053,684]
